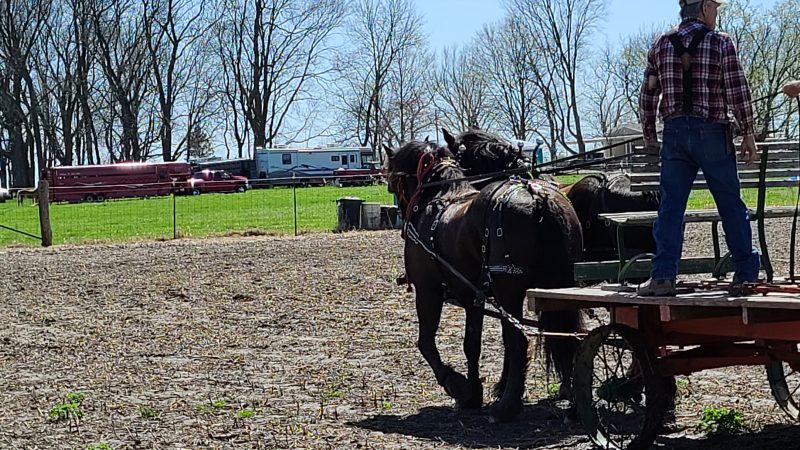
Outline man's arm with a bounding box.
[784,80,800,98]
[720,35,757,163]
[639,44,661,144]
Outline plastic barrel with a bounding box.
[360,203,382,230]
[337,197,363,231]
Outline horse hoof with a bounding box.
[556,384,572,401]
[489,401,522,423]
[442,372,470,400]
[456,392,483,410]
[492,381,506,400]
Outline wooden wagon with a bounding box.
[522,138,800,449]
[527,284,800,449]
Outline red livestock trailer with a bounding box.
[47,162,192,203]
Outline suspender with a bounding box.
[667,27,712,115]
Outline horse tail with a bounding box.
[540,310,583,395]
[536,187,584,398]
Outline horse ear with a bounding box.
[382,144,394,159]
[424,135,430,143]
[442,128,456,149]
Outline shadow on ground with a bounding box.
[656,424,800,449]
[353,401,800,449]
[350,399,588,449]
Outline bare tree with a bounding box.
[719,0,800,140]
[614,27,663,117]
[90,0,154,161]
[510,0,606,153]
[215,0,344,155]
[473,19,542,141]
[144,0,208,161]
[584,45,634,136]
[0,0,50,186]
[429,46,494,136]
[336,0,423,157]
[380,44,433,147]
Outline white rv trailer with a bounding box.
[254,145,375,179]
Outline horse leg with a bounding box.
[493,345,509,400]
[415,290,471,404]
[461,304,484,409]
[489,283,528,423]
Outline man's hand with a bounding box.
[739,135,757,164]
[643,138,660,154]
[783,81,800,98]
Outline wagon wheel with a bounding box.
[766,359,800,421]
[573,324,671,450]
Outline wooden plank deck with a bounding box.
[598,206,798,226]
[631,179,797,191]
[526,286,800,312]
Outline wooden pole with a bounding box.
[37,179,52,247]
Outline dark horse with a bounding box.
[443,128,660,262]
[385,140,583,423]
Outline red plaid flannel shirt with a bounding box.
[639,18,754,142]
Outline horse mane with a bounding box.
[451,129,530,173]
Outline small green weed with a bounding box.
[196,399,229,415]
[86,443,112,450]
[323,388,345,399]
[546,383,561,397]
[697,407,747,436]
[67,392,86,403]
[235,409,255,419]
[675,377,692,400]
[48,392,86,424]
[381,399,392,410]
[139,406,158,419]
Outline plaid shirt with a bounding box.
[639,18,754,141]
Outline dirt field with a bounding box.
[2,222,800,449]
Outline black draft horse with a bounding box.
[385,140,583,423]
[443,128,660,262]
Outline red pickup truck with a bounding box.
[186,170,249,195]
[333,163,384,187]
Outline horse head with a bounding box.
[442,128,531,176]
[384,141,460,218]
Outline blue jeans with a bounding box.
[652,117,760,281]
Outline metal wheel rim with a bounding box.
[574,324,666,450]
[767,360,800,421]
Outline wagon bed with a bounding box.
[526,284,800,449]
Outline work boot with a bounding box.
[636,278,677,297]
[728,280,756,297]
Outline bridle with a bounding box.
[389,148,456,221]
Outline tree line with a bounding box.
[1,0,798,187]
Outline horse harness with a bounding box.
[396,149,567,306]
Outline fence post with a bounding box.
[37,179,52,247]
[293,182,298,236]
[172,183,177,239]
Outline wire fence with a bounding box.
[0,177,397,248]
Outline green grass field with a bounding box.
[0,185,395,247]
[0,179,797,248]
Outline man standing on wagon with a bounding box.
[637,0,760,296]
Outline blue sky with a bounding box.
[417,0,781,52]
